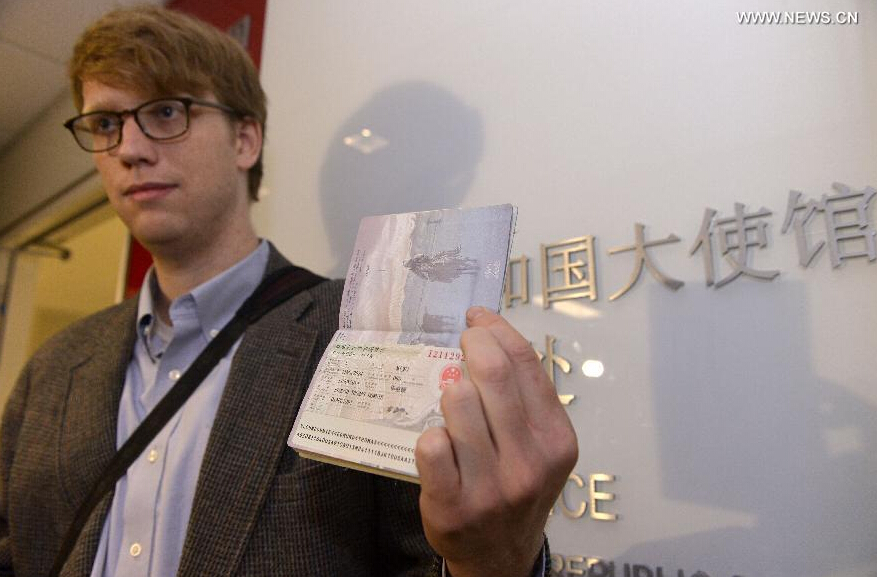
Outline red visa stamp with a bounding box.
[439,364,463,390]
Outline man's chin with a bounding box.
[128,228,187,254]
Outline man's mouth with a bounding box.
[124,182,177,199]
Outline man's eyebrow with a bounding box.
[80,104,116,114]
[81,96,185,114]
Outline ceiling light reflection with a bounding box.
[343,128,388,154]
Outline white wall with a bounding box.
[257,1,877,575]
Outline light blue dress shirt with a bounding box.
[90,241,269,577]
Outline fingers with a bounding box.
[439,378,498,485]
[415,376,497,490]
[463,307,564,425]
[459,324,528,451]
[422,306,575,490]
[415,426,459,497]
[416,309,579,577]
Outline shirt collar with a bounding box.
[136,273,163,361]
[136,240,270,345]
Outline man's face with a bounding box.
[81,81,259,254]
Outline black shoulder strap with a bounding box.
[49,265,326,577]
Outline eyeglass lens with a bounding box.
[71,99,190,152]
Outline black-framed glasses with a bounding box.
[63,97,243,152]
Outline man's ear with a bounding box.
[234,117,263,170]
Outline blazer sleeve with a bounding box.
[373,476,440,577]
[0,361,31,577]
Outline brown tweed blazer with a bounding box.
[0,246,437,577]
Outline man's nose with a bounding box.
[115,114,157,164]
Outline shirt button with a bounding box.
[209,329,219,338]
[169,369,181,381]
[147,449,159,463]
[130,543,142,557]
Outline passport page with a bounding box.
[289,204,516,481]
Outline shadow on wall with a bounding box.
[319,81,483,278]
[614,281,877,577]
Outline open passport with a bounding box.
[288,204,517,482]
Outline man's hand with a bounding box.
[415,306,578,577]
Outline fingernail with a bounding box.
[466,306,486,322]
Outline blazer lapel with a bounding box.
[177,267,321,577]
[58,299,137,577]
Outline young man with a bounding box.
[0,7,576,577]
